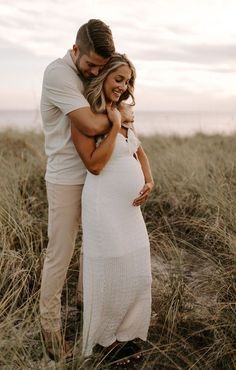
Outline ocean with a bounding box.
[0,110,236,137]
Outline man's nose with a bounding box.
[90,67,100,76]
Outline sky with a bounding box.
[1,0,236,112]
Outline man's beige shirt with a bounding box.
[40,50,89,185]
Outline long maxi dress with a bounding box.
[81,128,152,357]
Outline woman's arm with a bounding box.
[133,145,154,206]
[71,105,121,175]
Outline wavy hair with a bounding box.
[84,53,136,113]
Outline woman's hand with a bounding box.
[106,104,121,130]
[133,181,154,206]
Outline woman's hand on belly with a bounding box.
[132,181,154,207]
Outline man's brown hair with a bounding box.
[76,19,115,58]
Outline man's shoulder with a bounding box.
[45,57,70,74]
[43,57,82,89]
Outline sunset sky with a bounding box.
[1,0,236,112]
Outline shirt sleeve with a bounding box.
[44,64,89,115]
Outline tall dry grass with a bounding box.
[0,130,235,369]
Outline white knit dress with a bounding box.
[81,129,152,357]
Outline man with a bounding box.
[40,19,133,361]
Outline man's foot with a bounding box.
[41,328,74,362]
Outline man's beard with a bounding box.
[75,56,93,83]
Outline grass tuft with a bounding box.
[0,130,235,369]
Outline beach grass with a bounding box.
[0,129,235,369]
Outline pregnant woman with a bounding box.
[71,53,154,365]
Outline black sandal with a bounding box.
[125,341,142,360]
[102,341,142,366]
[116,342,142,365]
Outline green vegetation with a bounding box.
[0,130,235,369]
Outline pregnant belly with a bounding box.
[82,157,149,258]
[83,157,145,205]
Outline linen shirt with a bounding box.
[40,50,89,185]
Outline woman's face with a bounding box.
[103,65,132,103]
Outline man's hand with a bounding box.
[118,102,134,124]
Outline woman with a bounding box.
[71,53,154,364]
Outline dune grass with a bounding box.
[0,130,235,369]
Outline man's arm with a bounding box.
[71,105,121,175]
[68,107,110,137]
[68,103,134,137]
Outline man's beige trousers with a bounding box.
[40,182,83,332]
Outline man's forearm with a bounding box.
[68,107,111,136]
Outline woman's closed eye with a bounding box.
[116,78,129,85]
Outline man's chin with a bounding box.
[85,75,94,81]
[76,68,88,80]
[78,71,93,82]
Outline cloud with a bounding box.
[0,38,52,65]
[135,85,236,112]
[1,0,236,111]
[129,41,236,67]
[1,1,234,67]
[0,38,35,59]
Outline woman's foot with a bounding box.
[102,340,142,366]
[116,342,142,366]
[102,341,130,366]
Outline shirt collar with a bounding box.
[63,50,78,74]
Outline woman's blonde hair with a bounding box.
[84,53,136,113]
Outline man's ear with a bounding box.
[73,44,80,56]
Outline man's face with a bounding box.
[73,45,109,80]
